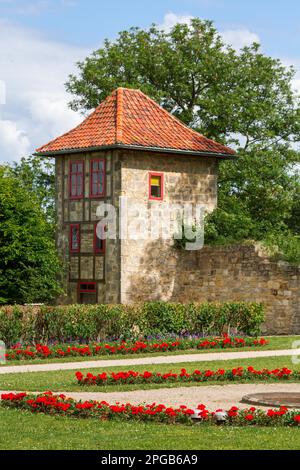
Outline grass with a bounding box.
[0,355,299,393]
[1,350,300,450]
[1,335,299,367]
[0,407,299,450]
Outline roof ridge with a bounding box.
[116,87,124,143]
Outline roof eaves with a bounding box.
[34,143,237,159]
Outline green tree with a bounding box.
[66,18,300,259]
[0,165,63,305]
[11,155,55,225]
[67,19,300,148]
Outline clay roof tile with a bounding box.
[36,87,235,157]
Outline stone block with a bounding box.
[80,257,94,279]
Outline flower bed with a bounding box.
[1,392,300,426]
[4,336,269,361]
[76,366,300,386]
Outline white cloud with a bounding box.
[0,120,31,161]
[221,29,260,49]
[0,19,90,163]
[160,12,193,32]
[0,80,6,105]
[280,58,300,96]
[160,12,260,49]
[292,78,300,95]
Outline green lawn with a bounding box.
[0,407,299,450]
[1,335,299,367]
[0,355,298,393]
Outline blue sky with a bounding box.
[0,0,299,163]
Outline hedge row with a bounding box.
[0,302,265,346]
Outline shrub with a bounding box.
[0,301,265,346]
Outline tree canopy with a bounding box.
[67,19,300,149]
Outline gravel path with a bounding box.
[1,383,300,410]
[0,349,300,375]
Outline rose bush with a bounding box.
[5,335,268,361]
[75,366,300,386]
[1,392,300,427]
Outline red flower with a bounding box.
[197,404,207,411]
[184,409,195,415]
[229,406,239,412]
[75,371,84,381]
[143,371,152,379]
[204,370,214,377]
[245,414,255,421]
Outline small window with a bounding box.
[70,161,84,199]
[149,173,164,200]
[90,159,105,197]
[78,282,96,293]
[70,224,80,253]
[94,223,106,254]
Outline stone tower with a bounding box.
[36,88,235,304]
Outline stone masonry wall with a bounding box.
[123,242,300,335]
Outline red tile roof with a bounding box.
[36,88,235,157]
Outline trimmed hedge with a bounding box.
[0,302,265,346]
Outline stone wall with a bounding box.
[123,243,300,335]
[54,148,300,335]
[120,150,219,304]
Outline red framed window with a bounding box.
[69,161,84,199]
[94,223,106,254]
[149,172,164,201]
[90,159,105,198]
[70,224,80,253]
[78,282,96,293]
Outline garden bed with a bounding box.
[5,336,268,361]
[2,392,300,427]
[75,366,300,386]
